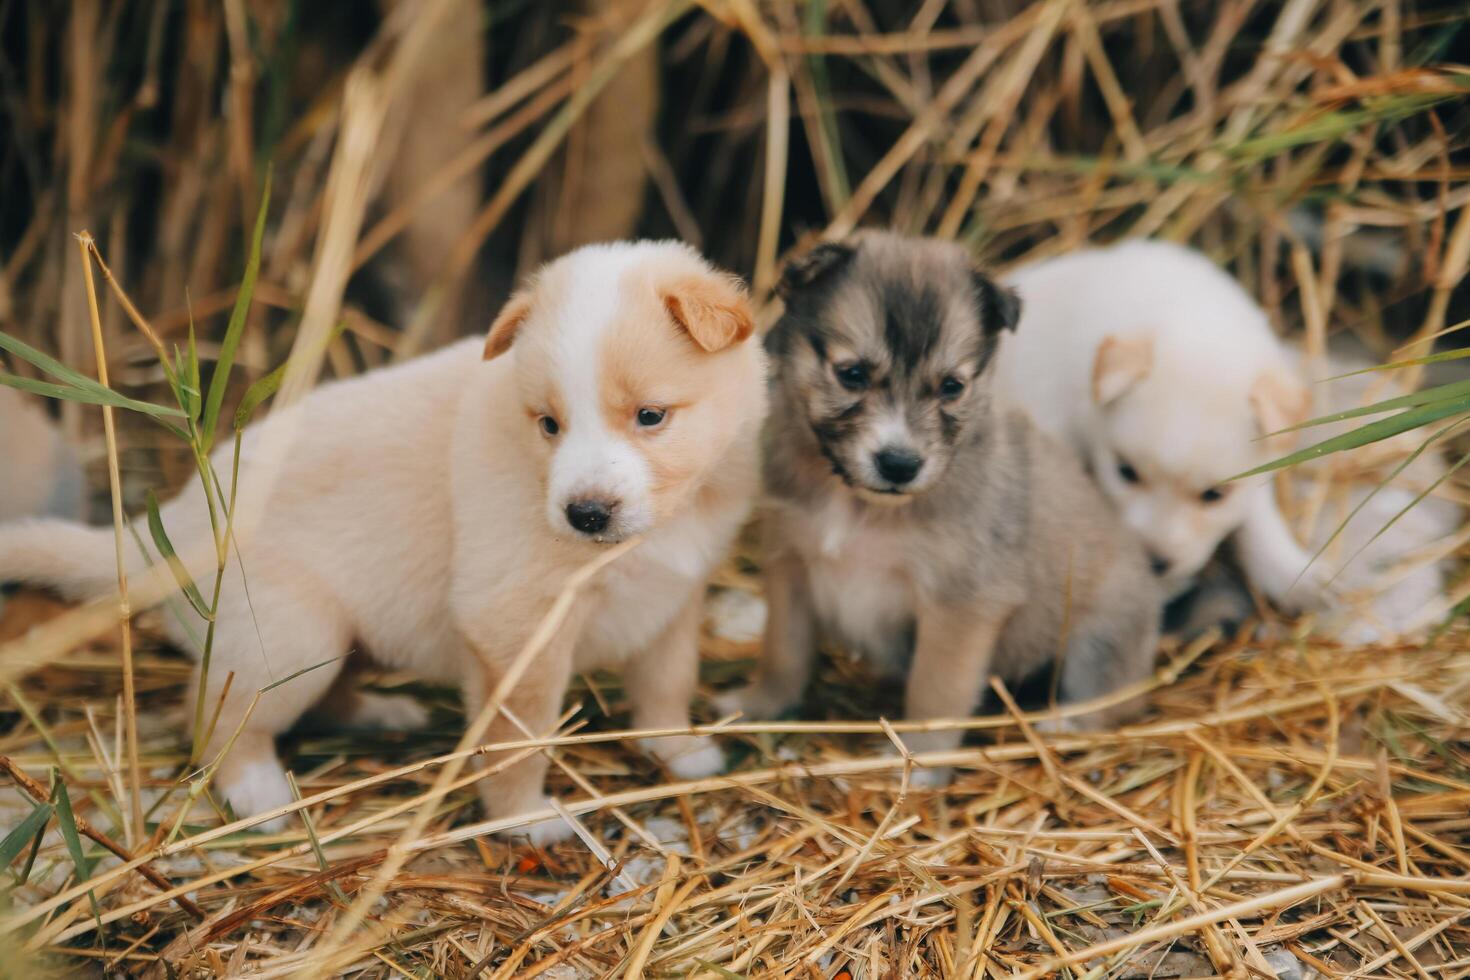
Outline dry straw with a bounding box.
[1,0,1468,976]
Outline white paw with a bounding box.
[646,737,725,780]
[248,813,290,834]
[523,814,575,848]
[710,685,793,721]
[1277,565,1339,615]
[705,589,767,643]
[905,764,952,789]
[1032,715,1081,735]
[877,740,954,789]
[347,692,431,731]
[217,756,295,832]
[495,798,574,847]
[1326,617,1388,646]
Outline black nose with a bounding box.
[874,448,923,486]
[1148,553,1171,577]
[565,500,615,534]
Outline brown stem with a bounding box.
[0,755,204,921]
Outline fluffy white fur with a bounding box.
[995,239,1461,640]
[0,241,767,841]
[0,387,85,524]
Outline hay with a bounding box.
[1,0,1469,976]
[4,593,1470,976]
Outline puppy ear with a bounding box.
[1092,333,1154,406]
[483,292,533,361]
[1250,367,1311,444]
[973,271,1021,334]
[661,275,755,353]
[776,241,855,298]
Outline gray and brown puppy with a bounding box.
[716,232,1161,784]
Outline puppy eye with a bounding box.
[636,407,667,428]
[1200,486,1228,503]
[939,375,965,400]
[833,361,870,391]
[538,415,560,437]
[1117,459,1141,484]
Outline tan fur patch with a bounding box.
[483,291,534,361]
[1092,333,1154,406]
[1249,367,1311,449]
[660,274,754,353]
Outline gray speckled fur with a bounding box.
[720,233,1162,778]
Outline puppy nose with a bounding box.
[565,499,616,534]
[874,448,923,485]
[1148,552,1171,577]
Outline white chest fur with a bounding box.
[574,500,747,670]
[783,497,915,662]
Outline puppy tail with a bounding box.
[0,519,119,601]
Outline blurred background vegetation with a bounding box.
[0,0,1467,499]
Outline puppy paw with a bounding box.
[877,740,954,789]
[495,798,574,847]
[343,692,432,731]
[1269,564,1340,615]
[710,684,794,721]
[643,736,725,780]
[905,764,953,790]
[217,755,295,833]
[1031,715,1082,735]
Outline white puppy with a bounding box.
[995,240,1461,639]
[0,386,86,524]
[0,241,767,840]
[995,240,1320,608]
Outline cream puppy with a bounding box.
[0,386,86,524]
[0,241,767,840]
[994,240,1328,610]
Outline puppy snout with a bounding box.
[874,447,923,486]
[1147,552,1171,577]
[565,498,617,535]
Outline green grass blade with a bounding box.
[0,329,113,393]
[1227,92,1455,160]
[186,296,203,424]
[0,801,54,880]
[0,370,185,420]
[1302,417,1466,587]
[1233,395,1470,480]
[234,318,347,430]
[202,165,272,451]
[260,655,344,694]
[802,0,850,212]
[50,774,102,926]
[1330,435,1470,588]
[1274,378,1470,434]
[146,491,211,619]
[129,518,205,650]
[234,360,288,430]
[1335,345,1470,377]
[287,772,346,904]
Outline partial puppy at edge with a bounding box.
[716,232,1163,786]
[994,240,1462,642]
[0,386,86,525]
